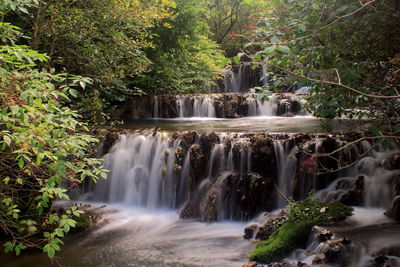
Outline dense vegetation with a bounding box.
[242,0,400,131]
[0,0,108,258]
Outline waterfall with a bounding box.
[175,95,216,118]
[224,66,242,92]
[91,134,181,209]
[193,96,216,117]
[261,64,268,88]
[274,141,299,208]
[153,96,160,118]
[317,144,400,208]
[247,96,278,116]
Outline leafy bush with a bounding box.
[0,1,106,259]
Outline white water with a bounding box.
[176,95,217,118]
[89,134,181,209]
[274,140,299,208]
[224,66,243,92]
[247,96,277,116]
[88,133,253,216]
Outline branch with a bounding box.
[294,0,377,42]
[267,62,400,99]
[312,135,399,158]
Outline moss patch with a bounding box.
[249,220,312,263]
[248,199,353,263]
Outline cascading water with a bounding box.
[223,66,242,92]
[153,95,160,118]
[274,140,299,208]
[247,96,277,116]
[176,95,217,118]
[90,133,181,209]
[88,132,254,216]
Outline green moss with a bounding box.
[248,199,353,263]
[249,221,312,263]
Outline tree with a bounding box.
[245,0,400,129]
[132,0,224,94]
[8,0,176,120]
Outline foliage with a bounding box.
[132,0,224,94]
[0,0,106,259]
[245,0,400,127]
[249,198,353,263]
[205,0,268,56]
[6,0,176,120]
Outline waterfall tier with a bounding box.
[115,93,306,119]
[85,131,399,223]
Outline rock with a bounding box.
[235,172,276,220]
[374,255,389,265]
[103,131,120,154]
[385,195,400,221]
[244,224,258,239]
[179,202,199,219]
[250,135,276,177]
[242,262,258,267]
[312,255,327,265]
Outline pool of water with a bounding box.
[122,116,371,133]
[2,204,253,267]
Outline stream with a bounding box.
[2,65,400,267]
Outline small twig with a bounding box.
[274,183,291,204]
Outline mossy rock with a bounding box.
[249,220,312,263]
[248,199,353,264]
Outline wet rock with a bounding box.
[103,131,120,154]
[179,131,198,150]
[179,202,199,219]
[235,172,276,220]
[312,255,327,265]
[244,224,258,239]
[385,196,400,221]
[250,135,276,177]
[242,261,258,267]
[374,255,389,266]
[335,175,365,206]
[115,95,153,119]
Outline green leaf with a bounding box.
[55,228,64,237]
[277,46,290,54]
[221,58,230,67]
[233,55,241,64]
[3,135,11,146]
[47,247,55,258]
[264,46,276,55]
[15,246,20,256]
[79,81,86,89]
[69,89,79,98]
[18,158,24,168]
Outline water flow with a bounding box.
[176,95,217,118]
[153,96,160,118]
[224,66,242,92]
[91,134,182,209]
[274,141,299,208]
[317,146,400,208]
[247,96,278,116]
